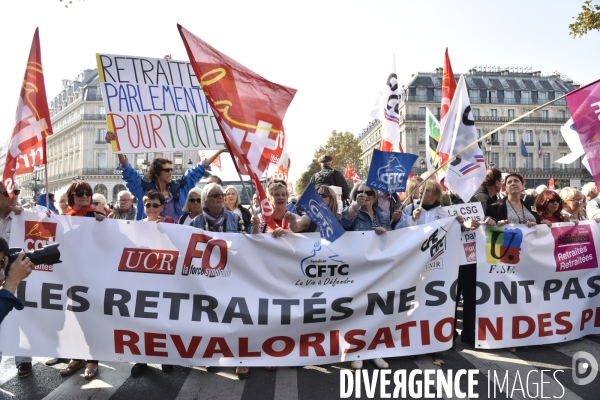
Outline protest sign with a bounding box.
[96,54,226,153]
[475,222,600,349]
[0,214,461,366]
[442,202,484,264]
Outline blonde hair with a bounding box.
[316,185,339,215]
[560,187,583,202]
[224,186,241,209]
[422,180,443,203]
[267,182,288,201]
[405,176,424,202]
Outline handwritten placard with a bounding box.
[96,54,226,153]
[442,202,484,264]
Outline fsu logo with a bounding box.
[24,221,57,272]
[485,227,522,265]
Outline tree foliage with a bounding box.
[295,130,364,195]
[570,0,600,37]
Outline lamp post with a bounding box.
[485,138,493,167]
[187,159,193,170]
[31,166,42,202]
[141,159,149,175]
[420,158,426,173]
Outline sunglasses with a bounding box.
[357,190,375,197]
[160,168,174,173]
[188,198,201,203]
[92,202,100,206]
[74,191,92,197]
[144,203,162,209]
[318,192,330,199]
[1,190,21,197]
[548,199,562,204]
[207,193,225,200]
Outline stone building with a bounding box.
[358,67,592,189]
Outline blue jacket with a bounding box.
[340,204,392,232]
[0,289,24,326]
[191,210,242,232]
[121,163,207,220]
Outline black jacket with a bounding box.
[309,167,350,203]
[473,186,496,214]
[485,198,541,225]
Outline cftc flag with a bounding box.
[296,184,345,243]
[3,28,53,195]
[366,149,417,194]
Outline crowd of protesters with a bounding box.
[3,144,600,380]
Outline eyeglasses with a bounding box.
[357,190,375,197]
[207,193,224,200]
[92,202,100,206]
[188,198,201,203]
[568,198,584,203]
[144,203,162,209]
[160,168,174,173]
[318,192,330,199]
[226,192,237,196]
[119,199,131,202]
[1,190,20,197]
[548,199,562,204]
[74,191,92,197]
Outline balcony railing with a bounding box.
[559,142,569,146]
[82,114,106,120]
[95,140,106,144]
[403,115,569,124]
[406,96,567,106]
[542,142,552,146]
[524,142,534,146]
[85,94,104,101]
[498,167,590,175]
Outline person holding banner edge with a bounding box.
[105,131,225,221]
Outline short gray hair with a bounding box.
[117,190,132,200]
[92,193,107,204]
[183,187,203,212]
[581,182,597,197]
[201,183,224,204]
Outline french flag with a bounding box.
[474,155,485,163]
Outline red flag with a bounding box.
[549,177,556,190]
[441,48,456,124]
[344,164,361,184]
[178,25,297,229]
[3,28,52,195]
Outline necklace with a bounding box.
[506,198,526,224]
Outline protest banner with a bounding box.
[0,214,461,366]
[442,202,484,264]
[475,222,600,349]
[96,54,226,154]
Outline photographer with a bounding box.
[0,238,33,325]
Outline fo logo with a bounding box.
[24,221,57,272]
[181,233,229,278]
[485,227,523,264]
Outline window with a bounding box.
[559,110,566,119]
[99,106,105,115]
[541,110,548,119]
[489,91,497,103]
[490,109,497,117]
[525,154,533,169]
[543,153,551,169]
[542,130,550,143]
[419,107,426,117]
[419,128,426,144]
[96,153,106,169]
[508,130,516,143]
[522,91,531,103]
[491,152,499,168]
[560,153,567,171]
[174,152,183,170]
[417,88,426,99]
[508,153,516,168]
[525,130,533,143]
[434,88,441,99]
[97,128,106,143]
[508,109,514,118]
[539,92,548,102]
[505,91,515,103]
[472,108,480,118]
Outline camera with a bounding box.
[4,243,62,277]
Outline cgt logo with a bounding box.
[24,221,57,272]
[118,248,179,275]
[181,233,229,278]
[485,227,522,265]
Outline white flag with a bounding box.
[371,56,401,152]
[437,76,487,201]
[554,118,591,173]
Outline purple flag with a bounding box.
[566,79,600,186]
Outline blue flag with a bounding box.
[285,202,298,215]
[366,149,418,194]
[296,184,345,243]
[521,138,529,157]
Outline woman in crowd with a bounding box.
[178,188,203,225]
[339,181,390,370]
[294,185,339,233]
[224,185,253,233]
[92,193,110,217]
[254,181,293,237]
[484,173,541,227]
[141,190,175,223]
[534,190,569,224]
[56,191,69,215]
[191,183,246,233]
[560,187,587,222]
[402,176,424,210]
[60,181,105,380]
[396,180,450,229]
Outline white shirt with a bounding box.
[0,211,15,243]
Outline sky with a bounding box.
[1,0,599,183]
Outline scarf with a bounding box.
[65,205,96,217]
[203,207,226,232]
[421,201,441,211]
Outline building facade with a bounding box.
[358,67,592,189]
[4,69,204,204]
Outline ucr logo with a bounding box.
[24,221,57,251]
[118,248,179,275]
[377,154,406,186]
[485,227,523,265]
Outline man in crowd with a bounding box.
[583,182,600,220]
[310,155,350,204]
[473,168,502,213]
[108,190,137,220]
[0,239,34,326]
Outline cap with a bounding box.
[318,154,333,163]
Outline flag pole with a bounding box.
[401,92,570,209]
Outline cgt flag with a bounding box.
[178,24,297,229]
[371,56,402,152]
[344,164,361,184]
[366,149,417,194]
[566,79,600,186]
[296,184,345,243]
[3,28,53,195]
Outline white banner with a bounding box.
[475,221,600,349]
[0,214,461,366]
[442,203,484,265]
[96,53,226,154]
